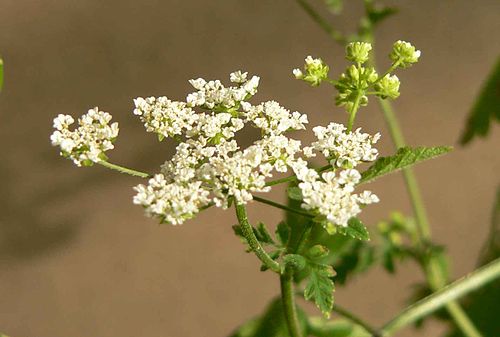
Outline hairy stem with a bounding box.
[97,161,151,178]
[234,203,281,273]
[379,258,500,336]
[280,266,303,337]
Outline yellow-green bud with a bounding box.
[346,42,372,64]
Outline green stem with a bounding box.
[347,91,363,132]
[333,304,379,336]
[234,203,281,273]
[376,99,431,239]
[280,266,303,337]
[294,0,345,45]
[265,164,331,187]
[369,47,483,337]
[379,258,500,336]
[97,161,151,178]
[253,196,314,219]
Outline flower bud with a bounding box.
[346,42,372,64]
[293,56,330,86]
[375,74,400,99]
[390,40,421,68]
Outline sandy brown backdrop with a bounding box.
[0,1,499,336]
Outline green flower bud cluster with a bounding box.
[390,40,421,68]
[293,55,329,87]
[294,41,420,117]
[335,65,378,110]
[346,42,372,64]
[375,74,400,99]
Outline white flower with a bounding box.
[186,73,260,110]
[133,174,210,225]
[243,101,308,136]
[230,70,248,83]
[50,108,119,166]
[308,122,380,168]
[133,97,198,139]
[293,165,379,227]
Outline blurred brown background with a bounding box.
[0,0,499,336]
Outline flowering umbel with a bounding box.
[51,70,380,228]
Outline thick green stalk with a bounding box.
[98,161,151,178]
[234,203,281,273]
[280,266,303,337]
[379,258,500,336]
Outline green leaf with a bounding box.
[304,262,335,318]
[336,218,370,241]
[229,298,308,337]
[255,222,275,245]
[286,182,313,253]
[307,245,330,260]
[0,57,3,92]
[228,317,261,337]
[359,146,452,184]
[460,57,500,145]
[275,221,290,246]
[287,186,303,201]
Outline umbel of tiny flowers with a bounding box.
[50,107,119,167]
[50,70,380,231]
[293,56,330,86]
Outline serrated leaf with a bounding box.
[337,218,370,241]
[287,186,303,201]
[255,222,275,245]
[304,263,335,318]
[359,146,452,184]
[460,57,500,145]
[275,221,290,246]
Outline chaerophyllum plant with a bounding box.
[48,4,500,334]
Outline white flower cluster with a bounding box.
[133,97,197,139]
[186,71,260,110]
[304,123,380,168]
[291,158,379,228]
[132,71,308,224]
[50,108,119,166]
[51,71,382,229]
